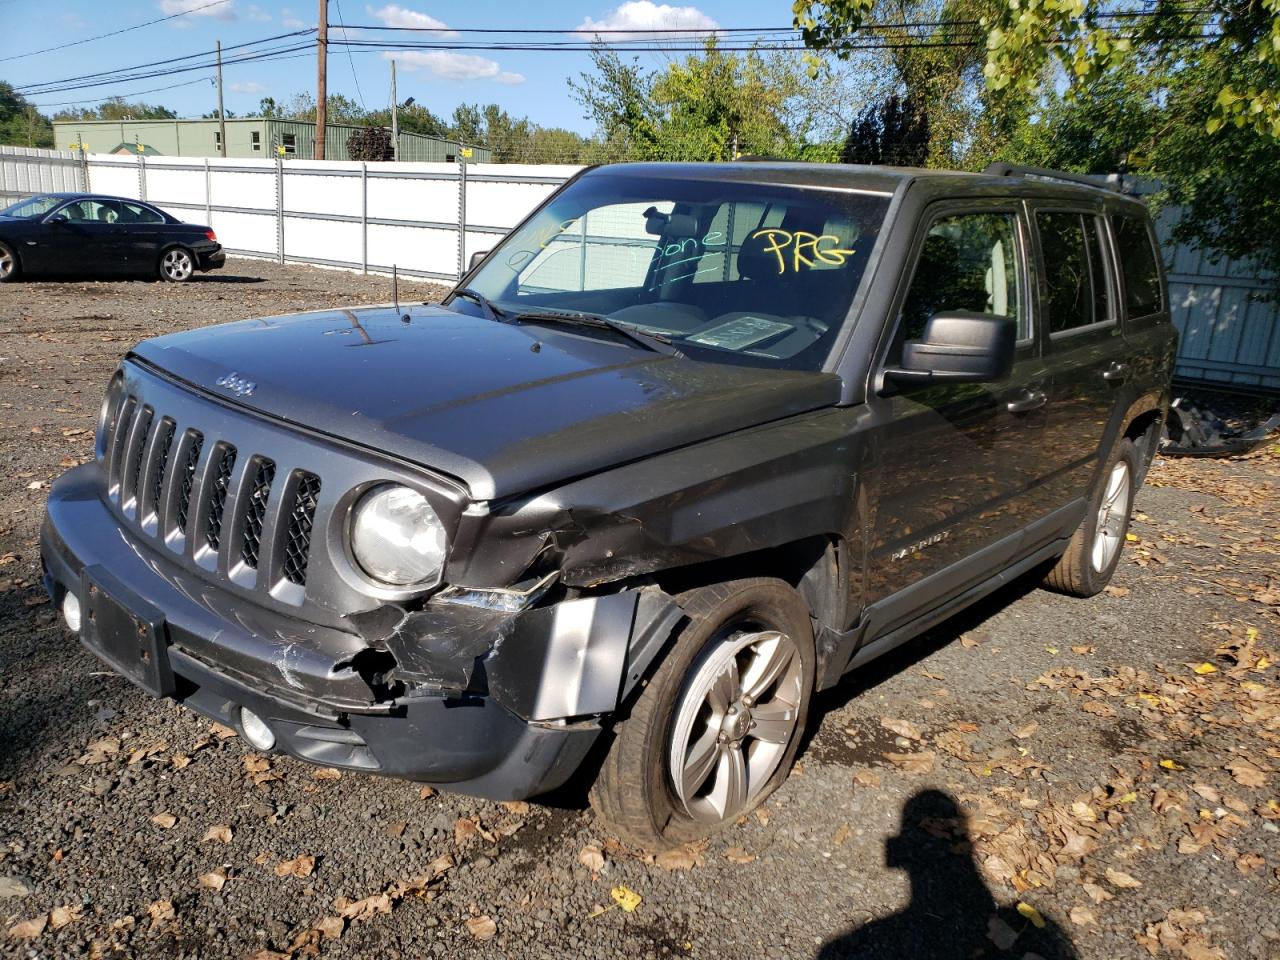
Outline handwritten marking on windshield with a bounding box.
[751,229,856,274]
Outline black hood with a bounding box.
[131,305,841,499]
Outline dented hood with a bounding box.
[131,304,841,499]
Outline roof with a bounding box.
[110,141,162,156]
[586,161,1143,208]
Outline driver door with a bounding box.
[38,199,128,276]
[861,201,1053,633]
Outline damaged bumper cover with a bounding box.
[41,464,682,799]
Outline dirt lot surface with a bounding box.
[2,261,1278,960]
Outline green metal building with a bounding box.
[52,117,489,162]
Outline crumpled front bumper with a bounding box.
[39,464,646,800]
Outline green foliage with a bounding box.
[569,39,826,162]
[0,81,53,148]
[53,97,177,122]
[842,94,929,166]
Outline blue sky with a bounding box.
[2,1,797,133]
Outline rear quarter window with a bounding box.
[1113,212,1164,318]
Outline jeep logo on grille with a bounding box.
[215,372,256,397]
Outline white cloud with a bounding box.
[384,50,517,82]
[160,0,237,21]
[495,71,526,85]
[246,4,271,20]
[280,6,306,27]
[230,81,266,93]
[60,12,88,29]
[367,4,456,34]
[577,1,718,40]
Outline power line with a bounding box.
[28,76,218,109]
[334,0,367,110]
[0,0,237,64]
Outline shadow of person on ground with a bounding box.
[818,789,1077,960]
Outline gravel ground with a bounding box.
[1,260,1278,960]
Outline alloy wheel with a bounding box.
[0,248,13,280]
[1091,460,1131,572]
[667,628,803,823]
[162,249,194,281]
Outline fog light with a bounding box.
[238,707,276,751]
[61,591,82,633]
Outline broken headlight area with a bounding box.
[348,578,684,724]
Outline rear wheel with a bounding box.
[158,247,195,282]
[1043,437,1138,597]
[589,578,815,849]
[0,242,19,282]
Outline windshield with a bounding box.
[0,195,63,219]
[458,172,891,370]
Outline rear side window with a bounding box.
[118,202,164,224]
[1113,213,1164,317]
[1036,212,1112,334]
[899,211,1026,343]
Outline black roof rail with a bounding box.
[983,162,1120,192]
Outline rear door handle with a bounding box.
[1006,391,1047,414]
[1102,362,1129,382]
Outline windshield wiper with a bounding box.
[513,309,684,357]
[452,288,506,322]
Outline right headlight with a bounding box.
[349,484,447,587]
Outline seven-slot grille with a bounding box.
[105,394,324,596]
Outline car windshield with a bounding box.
[0,195,63,219]
[458,172,892,370]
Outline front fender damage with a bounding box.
[349,583,684,722]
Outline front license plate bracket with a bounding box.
[80,565,175,698]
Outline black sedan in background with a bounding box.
[0,193,225,283]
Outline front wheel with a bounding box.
[589,578,815,849]
[0,241,20,282]
[1042,437,1138,597]
[158,247,195,282]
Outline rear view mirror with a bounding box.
[886,311,1016,387]
[468,250,489,270]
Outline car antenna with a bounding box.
[392,264,410,323]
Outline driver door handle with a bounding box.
[1102,362,1129,382]
[1006,390,1047,414]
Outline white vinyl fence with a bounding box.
[3,147,580,283]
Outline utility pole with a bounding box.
[215,40,228,158]
[390,59,398,160]
[315,0,328,160]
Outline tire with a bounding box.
[158,246,195,282]
[1042,436,1138,597]
[589,577,815,849]
[0,241,20,283]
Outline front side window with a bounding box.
[57,199,118,224]
[282,133,297,153]
[462,172,891,370]
[899,211,1026,344]
[1113,213,1163,318]
[1037,212,1113,334]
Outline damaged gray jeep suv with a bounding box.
[43,161,1175,847]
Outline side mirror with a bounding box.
[885,311,1016,387]
[468,250,489,271]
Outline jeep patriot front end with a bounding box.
[43,162,1175,847]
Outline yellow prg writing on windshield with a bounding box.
[751,229,856,274]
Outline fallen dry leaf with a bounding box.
[1104,867,1143,889]
[884,751,936,774]
[334,893,392,922]
[499,800,530,815]
[725,846,756,864]
[202,824,233,844]
[313,767,342,781]
[880,717,923,740]
[465,915,497,941]
[1013,721,1040,740]
[209,722,237,739]
[198,869,227,891]
[611,886,642,912]
[653,840,708,871]
[151,812,177,829]
[1225,759,1268,788]
[853,769,881,788]
[316,916,344,940]
[418,786,437,800]
[7,915,47,939]
[275,854,316,879]
[147,899,175,924]
[579,845,605,872]
[48,906,80,930]
[454,817,480,844]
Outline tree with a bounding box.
[53,97,177,122]
[0,81,54,148]
[842,94,929,166]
